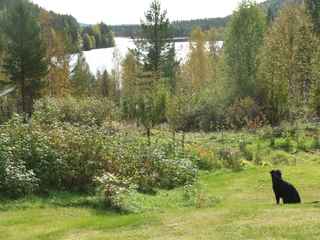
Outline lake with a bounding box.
[73,37,221,74]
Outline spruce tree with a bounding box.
[135,0,173,79]
[2,1,47,118]
[71,53,95,97]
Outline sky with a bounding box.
[30,0,265,25]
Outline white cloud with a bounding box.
[31,0,264,25]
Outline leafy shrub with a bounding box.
[269,151,294,165]
[34,96,119,126]
[183,183,221,208]
[95,173,139,212]
[0,116,108,193]
[311,136,320,149]
[227,97,266,130]
[239,140,254,161]
[187,144,220,170]
[106,137,197,192]
[0,115,198,197]
[274,136,296,152]
[218,148,242,171]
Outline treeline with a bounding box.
[0,0,114,53]
[82,23,115,51]
[111,18,227,40]
[170,18,227,39]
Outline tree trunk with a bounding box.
[21,78,28,122]
[172,130,176,156]
[147,128,151,146]
[181,131,185,153]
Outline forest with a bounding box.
[0,0,115,53]
[1,0,320,239]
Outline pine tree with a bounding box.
[135,0,173,78]
[162,44,179,93]
[96,70,110,98]
[3,1,48,118]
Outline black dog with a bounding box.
[270,170,301,204]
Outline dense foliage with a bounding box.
[82,23,115,51]
[0,0,114,53]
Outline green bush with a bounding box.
[239,140,254,161]
[0,115,198,197]
[269,151,294,165]
[34,96,119,126]
[183,183,221,208]
[0,116,108,193]
[105,137,197,192]
[218,148,242,171]
[227,97,266,130]
[186,144,220,171]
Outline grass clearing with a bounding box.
[1,160,320,240]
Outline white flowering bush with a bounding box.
[95,173,138,212]
[0,133,39,198]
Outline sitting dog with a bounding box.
[270,170,301,204]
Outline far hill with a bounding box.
[111,17,228,40]
[110,0,304,39]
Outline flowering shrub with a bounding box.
[0,131,39,198]
[0,114,198,198]
[95,173,138,212]
[0,116,108,194]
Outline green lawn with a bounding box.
[1,159,320,240]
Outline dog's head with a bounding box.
[270,170,282,180]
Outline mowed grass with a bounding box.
[1,161,320,240]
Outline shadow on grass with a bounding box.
[0,192,128,215]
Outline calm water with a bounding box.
[72,37,221,74]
